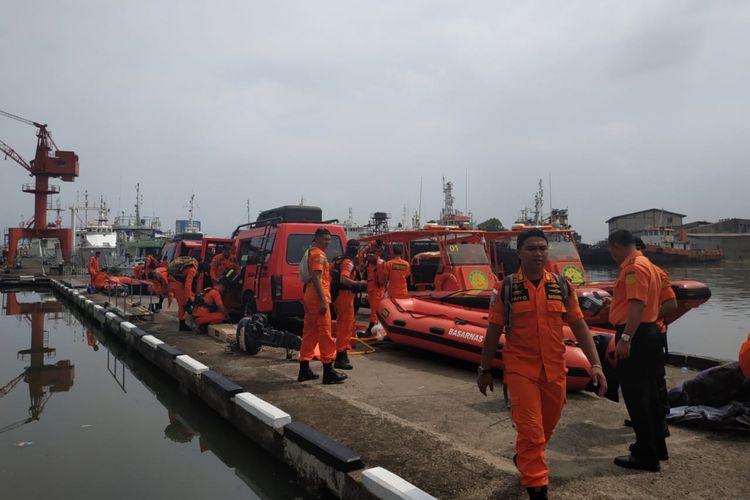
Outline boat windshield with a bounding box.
[445,243,489,266]
[547,236,581,262]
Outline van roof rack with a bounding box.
[230,217,341,239]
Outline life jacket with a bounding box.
[499,272,571,339]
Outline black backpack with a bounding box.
[330,256,358,302]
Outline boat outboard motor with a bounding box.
[236,315,301,356]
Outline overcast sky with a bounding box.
[2,1,748,243]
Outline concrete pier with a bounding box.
[48,279,749,499]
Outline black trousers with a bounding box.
[616,323,667,464]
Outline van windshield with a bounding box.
[286,234,343,264]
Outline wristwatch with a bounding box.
[477,366,491,376]
[620,334,631,342]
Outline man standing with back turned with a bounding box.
[478,229,606,500]
[607,229,667,471]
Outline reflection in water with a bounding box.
[587,262,750,360]
[0,291,315,499]
[0,292,74,435]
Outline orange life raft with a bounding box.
[375,296,606,392]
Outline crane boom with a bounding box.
[0,138,32,172]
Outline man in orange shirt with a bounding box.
[298,228,347,384]
[191,281,229,326]
[383,245,411,299]
[364,240,386,335]
[210,246,239,285]
[332,240,367,370]
[608,230,666,471]
[88,251,101,285]
[169,259,197,332]
[478,229,606,500]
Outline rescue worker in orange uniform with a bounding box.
[478,229,606,500]
[364,240,386,335]
[210,246,239,285]
[88,251,101,285]
[169,260,197,332]
[150,266,171,311]
[740,333,750,379]
[191,281,229,326]
[332,240,367,370]
[145,254,159,273]
[297,228,347,384]
[607,230,666,471]
[133,262,144,279]
[383,244,411,299]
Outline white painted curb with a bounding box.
[175,355,209,375]
[233,392,291,429]
[120,321,137,333]
[141,335,164,349]
[362,467,437,500]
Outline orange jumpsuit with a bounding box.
[210,253,239,283]
[192,288,226,326]
[91,272,109,290]
[333,258,356,353]
[152,267,171,302]
[300,246,336,364]
[170,266,196,321]
[133,263,144,279]
[88,255,100,284]
[740,333,750,379]
[366,257,385,323]
[488,271,584,489]
[383,256,411,299]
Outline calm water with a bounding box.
[0,291,310,500]
[587,262,750,361]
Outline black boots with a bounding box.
[178,320,191,332]
[527,486,548,500]
[322,362,347,384]
[334,350,353,370]
[297,361,319,382]
[298,361,348,384]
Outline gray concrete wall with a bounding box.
[689,234,750,260]
[689,218,750,234]
[608,210,684,234]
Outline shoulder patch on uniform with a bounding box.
[624,273,637,285]
[490,288,498,306]
[318,256,325,264]
[346,263,354,271]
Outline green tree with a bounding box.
[478,218,505,231]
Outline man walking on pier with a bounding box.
[298,228,347,384]
[477,229,607,500]
[608,230,667,471]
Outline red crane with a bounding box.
[1,109,79,265]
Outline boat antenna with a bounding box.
[246,199,251,223]
[418,176,423,227]
[549,172,552,216]
[465,168,468,215]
